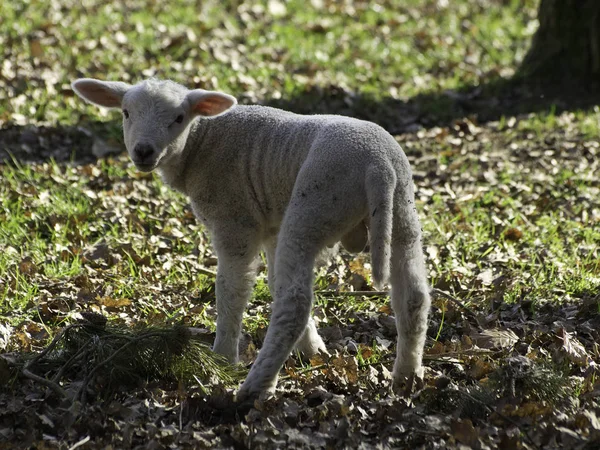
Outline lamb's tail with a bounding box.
[366,166,396,290]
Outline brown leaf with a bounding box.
[428,341,446,355]
[575,410,600,431]
[469,357,495,379]
[18,257,37,276]
[98,297,132,309]
[561,328,592,366]
[450,418,479,447]
[73,274,92,289]
[84,243,116,265]
[331,354,358,384]
[471,328,519,350]
[348,256,372,287]
[359,345,374,360]
[503,228,523,241]
[498,427,522,450]
[30,39,44,58]
[378,304,393,315]
[503,402,552,417]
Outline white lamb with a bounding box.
[71,78,431,401]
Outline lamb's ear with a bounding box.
[185,89,237,117]
[71,78,131,108]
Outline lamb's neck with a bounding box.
[157,120,208,195]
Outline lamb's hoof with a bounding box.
[236,378,276,407]
[232,394,257,418]
[392,370,424,398]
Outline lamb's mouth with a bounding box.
[133,151,165,172]
[135,162,157,172]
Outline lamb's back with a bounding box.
[185,105,404,232]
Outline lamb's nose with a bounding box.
[134,143,154,161]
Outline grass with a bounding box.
[0,0,538,125]
[0,0,597,377]
[420,111,600,306]
[2,1,600,448]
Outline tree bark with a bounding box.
[519,0,600,88]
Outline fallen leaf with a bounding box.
[30,39,44,58]
[574,410,600,431]
[469,357,495,379]
[503,228,523,241]
[471,329,519,350]
[450,418,479,447]
[561,328,592,366]
[503,402,552,417]
[98,297,132,309]
[18,257,37,276]
[476,269,494,286]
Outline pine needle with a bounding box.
[23,313,245,403]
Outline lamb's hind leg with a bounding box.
[238,237,317,398]
[389,239,431,391]
[237,155,367,401]
[264,237,326,358]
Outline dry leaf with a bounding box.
[18,257,38,276]
[469,357,495,379]
[504,402,552,417]
[450,418,479,447]
[471,328,519,350]
[575,410,600,430]
[30,39,44,58]
[561,328,592,366]
[98,297,132,309]
[428,341,446,355]
[331,355,358,384]
[503,228,523,241]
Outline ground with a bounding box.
[1,0,599,449]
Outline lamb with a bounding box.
[71,78,431,402]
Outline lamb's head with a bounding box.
[72,78,236,172]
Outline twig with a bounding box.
[432,288,484,330]
[51,337,95,384]
[22,324,88,399]
[280,363,329,381]
[197,266,217,277]
[22,368,67,398]
[68,436,91,450]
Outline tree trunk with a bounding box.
[518,0,600,88]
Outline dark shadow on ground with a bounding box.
[1,76,599,164]
[0,120,123,165]
[261,76,600,135]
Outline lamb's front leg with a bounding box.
[212,240,259,363]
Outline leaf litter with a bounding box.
[2,113,599,449]
[1,0,600,448]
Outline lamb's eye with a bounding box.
[175,114,184,124]
[122,109,130,119]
